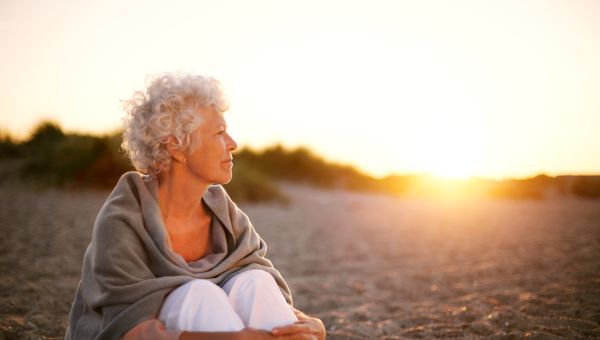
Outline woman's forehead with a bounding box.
[198,107,226,127]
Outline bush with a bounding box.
[571,176,600,199]
[21,134,103,186]
[24,121,65,156]
[15,122,133,188]
[234,145,377,191]
[70,133,134,188]
[0,130,22,159]
[225,159,288,203]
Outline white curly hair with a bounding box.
[121,73,229,176]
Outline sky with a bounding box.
[1,0,599,179]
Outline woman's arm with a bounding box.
[121,319,250,340]
[121,319,182,340]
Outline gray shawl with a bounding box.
[65,172,292,340]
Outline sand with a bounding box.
[1,179,599,339]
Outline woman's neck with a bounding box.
[157,163,211,224]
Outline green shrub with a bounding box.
[0,129,22,159]
[23,121,65,156]
[21,134,102,186]
[18,123,134,188]
[70,133,134,188]
[234,145,377,190]
[225,159,288,203]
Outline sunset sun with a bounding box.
[414,121,484,179]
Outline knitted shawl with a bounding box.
[65,172,292,339]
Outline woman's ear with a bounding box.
[166,136,186,164]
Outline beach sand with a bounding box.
[1,180,599,339]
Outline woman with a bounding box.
[65,73,326,340]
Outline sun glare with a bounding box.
[410,114,485,180]
[421,146,481,180]
[432,166,475,180]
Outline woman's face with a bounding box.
[184,107,237,185]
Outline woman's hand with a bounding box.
[241,327,316,340]
[270,308,326,340]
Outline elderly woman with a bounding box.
[65,74,326,340]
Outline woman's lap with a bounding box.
[158,270,297,332]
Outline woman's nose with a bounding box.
[227,134,238,151]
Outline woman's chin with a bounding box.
[217,172,233,185]
[220,178,232,185]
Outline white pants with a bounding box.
[158,270,297,332]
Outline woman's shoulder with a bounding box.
[101,171,145,209]
[204,184,236,208]
[116,171,154,189]
[204,184,251,235]
[206,183,227,198]
[93,171,154,232]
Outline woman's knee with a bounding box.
[180,279,229,302]
[223,270,296,330]
[225,269,279,293]
[163,279,230,314]
[160,279,244,331]
[233,269,277,285]
[161,280,231,317]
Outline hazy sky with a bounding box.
[1,0,599,179]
